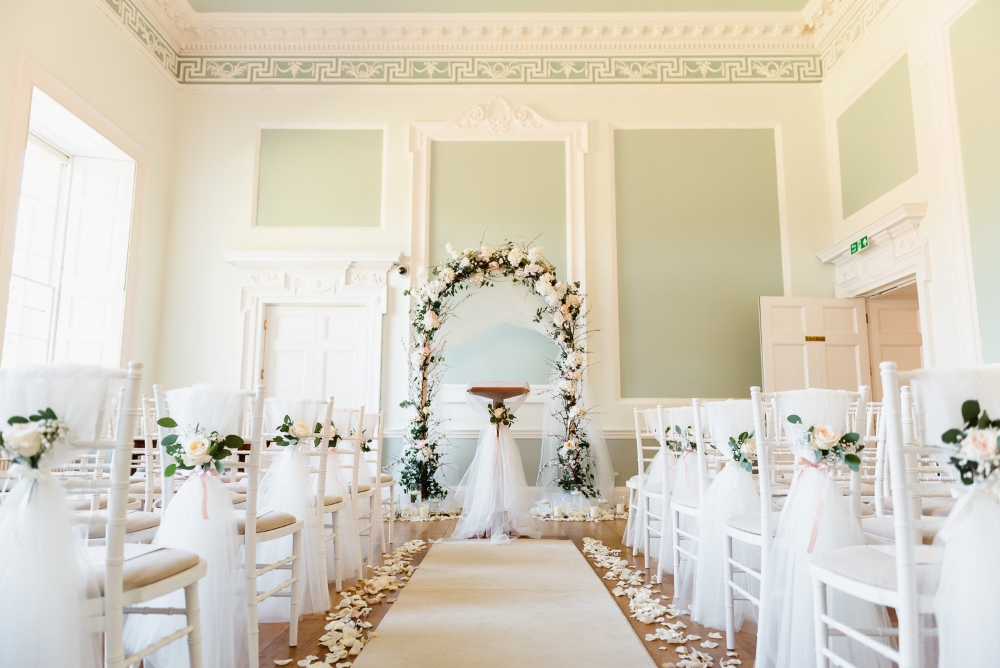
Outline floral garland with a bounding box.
[941,399,1000,486]
[399,240,593,499]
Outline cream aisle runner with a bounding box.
[352,539,656,668]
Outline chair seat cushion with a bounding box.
[811,544,942,595]
[861,515,944,545]
[725,512,782,536]
[128,482,162,495]
[234,510,297,535]
[324,494,345,507]
[348,484,371,493]
[77,510,161,540]
[380,473,394,483]
[229,492,247,505]
[86,544,200,595]
[881,497,955,517]
[69,496,140,511]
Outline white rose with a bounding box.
[566,351,584,368]
[2,422,44,458]
[290,421,312,439]
[459,257,470,268]
[469,272,484,286]
[564,294,581,308]
[423,280,445,300]
[410,351,425,367]
[423,310,440,330]
[535,279,553,296]
[445,243,460,259]
[552,282,568,299]
[811,424,840,450]
[507,248,525,265]
[569,405,586,419]
[559,379,577,394]
[514,268,526,280]
[563,440,578,450]
[479,246,493,261]
[527,246,544,262]
[182,435,213,466]
[743,438,757,460]
[438,267,455,284]
[545,293,561,308]
[494,407,506,418]
[961,428,1000,461]
[524,264,543,276]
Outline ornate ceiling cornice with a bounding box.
[94,0,898,85]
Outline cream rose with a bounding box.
[423,310,440,330]
[811,424,840,450]
[2,422,44,458]
[493,407,506,418]
[527,246,544,262]
[290,421,312,439]
[743,437,757,460]
[961,428,1000,461]
[445,243,460,259]
[507,248,525,265]
[182,435,213,466]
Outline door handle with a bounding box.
[805,335,826,342]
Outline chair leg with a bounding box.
[672,507,681,584]
[333,509,343,593]
[317,510,330,599]
[248,567,260,668]
[290,530,302,647]
[184,581,205,668]
[723,534,736,651]
[386,485,395,548]
[812,577,830,668]
[642,497,651,570]
[631,488,640,557]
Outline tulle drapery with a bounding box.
[692,399,759,631]
[125,386,250,668]
[0,364,124,668]
[322,447,366,583]
[447,392,540,543]
[658,406,700,590]
[256,399,331,620]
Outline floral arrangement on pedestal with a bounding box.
[399,240,593,500]
[941,400,1000,486]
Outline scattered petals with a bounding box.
[708,632,722,639]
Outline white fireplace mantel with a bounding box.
[223,249,401,400]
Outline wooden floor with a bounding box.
[260,517,758,667]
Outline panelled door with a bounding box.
[759,297,872,392]
[866,297,922,401]
[262,304,371,408]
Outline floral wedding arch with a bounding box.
[399,240,597,500]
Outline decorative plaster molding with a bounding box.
[223,250,401,405]
[95,0,900,85]
[817,203,928,298]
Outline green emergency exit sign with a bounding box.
[850,235,869,255]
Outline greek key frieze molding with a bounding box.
[95,0,898,85]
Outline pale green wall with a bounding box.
[256,129,383,227]
[952,0,1000,363]
[615,129,784,398]
[429,141,566,384]
[836,56,919,218]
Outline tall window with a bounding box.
[1,89,136,368]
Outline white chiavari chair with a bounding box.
[627,406,662,557]
[360,410,389,553]
[242,387,306,668]
[669,401,709,607]
[54,363,207,668]
[809,362,953,668]
[634,406,668,569]
[333,406,382,565]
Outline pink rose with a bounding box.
[961,428,999,461]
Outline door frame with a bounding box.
[223,250,400,412]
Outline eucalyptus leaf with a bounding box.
[6,416,28,425]
[224,434,244,450]
[161,434,178,446]
[787,415,802,424]
[157,417,178,429]
[942,428,965,445]
[962,400,980,428]
[164,463,176,478]
[844,453,861,472]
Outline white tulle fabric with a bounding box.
[256,399,331,620]
[909,368,1000,667]
[692,400,759,632]
[659,406,700,592]
[449,392,540,543]
[124,387,250,668]
[624,408,667,551]
[0,364,122,668]
[757,389,887,668]
[164,384,249,435]
[322,442,365,583]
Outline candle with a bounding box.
[553,505,564,517]
[589,506,600,518]
[616,503,626,514]
[419,506,430,518]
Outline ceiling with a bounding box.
[186,0,811,13]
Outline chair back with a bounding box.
[361,411,387,490]
[633,406,668,501]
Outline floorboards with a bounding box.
[259,518,758,667]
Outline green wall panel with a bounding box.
[429,141,566,385]
[256,128,383,227]
[614,128,784,399]
[952,0,1000,363]
[836,56,919,218]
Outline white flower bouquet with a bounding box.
[274,415,323,448]
[940,399,1000,486]
[157,417,243,477]
[786,415,863,471]
[728,431,757,473]
[488,403,516,428]
[664,424,697,454]
[0,408,69,469]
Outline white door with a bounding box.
[52,157,135,365]
[759,297,872,392]
[866,295,922,401]
[262,304,372,409]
